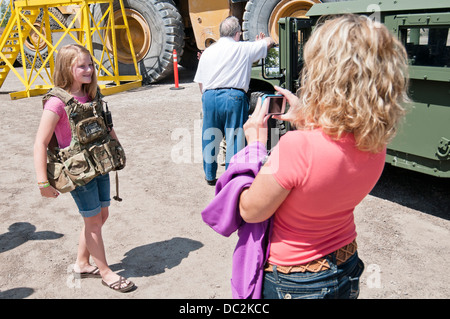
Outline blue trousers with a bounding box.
[263,252,365,299]
[201,88,248,181]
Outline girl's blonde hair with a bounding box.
[53,44,98,100]
[295,14,410,153]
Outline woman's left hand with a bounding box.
[243,97,271,145]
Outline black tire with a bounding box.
[91,0,184,84]
[243,0,341,42]
[17,8,68,68]
[178,28,199,70]
[243,0,284,41]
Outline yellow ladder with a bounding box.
[0,3,41,89]
[0,0,142,99]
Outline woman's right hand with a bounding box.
[39,185,60,198]
[271,85,301,124]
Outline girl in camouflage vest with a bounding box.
[33,44,134,293]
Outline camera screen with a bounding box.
[268,97,284,114]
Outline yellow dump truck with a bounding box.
[89,0,330,84]
[1,0,334,83]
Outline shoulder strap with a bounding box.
[96,87,103,100]
[43,86,103,106]
[92,87,104,106]
[42,87,75,153]
[48,87,74,103]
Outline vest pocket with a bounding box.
[76,117,107,144]
[107,139,126,171]
[90,143,114,175]
[89,139,126,175]
[63,150,97,186]
[47,162,76,193]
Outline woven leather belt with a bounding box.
[264,240,357,274]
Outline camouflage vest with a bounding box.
[44,87,126,193]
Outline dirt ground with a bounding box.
[0,67,449,300]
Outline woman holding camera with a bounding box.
[239,14,410,299]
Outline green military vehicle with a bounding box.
[249,0,450,178]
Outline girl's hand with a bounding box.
[243,97,271,145]
[39,185,59,198]
[271,85,301,124]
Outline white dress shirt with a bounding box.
[194,37,268,93]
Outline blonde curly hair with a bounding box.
[295,14,410,153]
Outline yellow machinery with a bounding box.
[0,0,141,99]
[1,0,325,97]
[85,0,322,85]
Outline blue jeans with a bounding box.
[202,88,248,181]
[70,174,111,218]
[263,252,365,299]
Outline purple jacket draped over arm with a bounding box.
[201,142,272,299]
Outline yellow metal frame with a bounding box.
[0,0,141,99]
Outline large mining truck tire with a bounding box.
[242,0,322,43]
[92,0,184,84]
[16,7,68,68]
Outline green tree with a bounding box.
[0,0,12,27]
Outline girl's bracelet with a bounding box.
[38,180,50,189]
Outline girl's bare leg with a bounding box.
[77,207,131,288]
[74,207,109,273]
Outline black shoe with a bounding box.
[205,178,217,186]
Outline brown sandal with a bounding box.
[74,266,101,279]
[102,276,135,293]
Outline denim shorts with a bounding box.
[263,252,365,299]
[70,174,111,218]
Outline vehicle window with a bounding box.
[402,27,450,67]
[297,29,307,76]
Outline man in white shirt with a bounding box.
[194,16,274,185]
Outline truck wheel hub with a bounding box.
[106,8,151,64]
[268,0,319,43]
